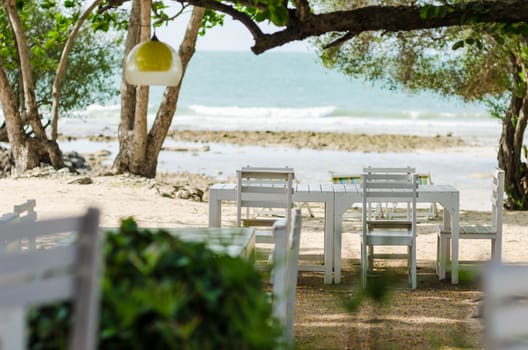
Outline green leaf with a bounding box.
[452,40,465,50]
[41,0,56,9]
[419,5,435,20]
[269,4,288,26]
[255,10,269,22]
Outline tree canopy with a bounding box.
[154,0,528,54]
[0,1,123,116]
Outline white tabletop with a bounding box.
[102,226,256,260]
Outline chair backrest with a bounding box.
[0,208,101,350]
[236,166,294,229]
[271,209,302,346]
[483,263,528,350]
[361,172,418,227]
[363,166,416,175]
[492,169,505,232]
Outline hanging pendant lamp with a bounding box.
[125,34,182,86]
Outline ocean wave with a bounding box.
[327,107,489,120]
[187,105,337,119]
[181,104,490,120]
[40,101,491,123]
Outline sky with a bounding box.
[155,9,311,53]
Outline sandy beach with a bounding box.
[2,130,522,348]
[5,128,523,266]
[1,160,525,266]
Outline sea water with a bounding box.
[40,51,507,209]
[61,51,499,143]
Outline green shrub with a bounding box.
[29,218,280,349]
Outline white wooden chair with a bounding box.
[0,208,101,350]
[271,209,302,347]
[236,166,294,246]
[361,172,418,289]
[483,263,528,350]
[0,199,37,223]
[437,169,504,277]
[0,199,37,252]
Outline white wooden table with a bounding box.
[209,183,336,284]
[101,226,256,260]
[333,183,460,284]
[209,183,460,285]
[168,227,256,260]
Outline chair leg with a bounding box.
[410,243,417,289]
[438,236,449,280]
[492,237,502,262]
[368,245,374,272]
[361,242,367,288]
[408,245,412,287]
[432,203,438,218]
[436,234,440,275]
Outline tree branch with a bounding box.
[323,32,357,49]
[182,0,264,38]
[50,0,104,141]
[178,0,528,54]
[293,0,310,21]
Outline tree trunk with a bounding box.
[112,0,141,173]
[129,0,151,172]
[50,0,104,141]
[112,6,205,178]
[497,55,528,209]
[0,1,64,173]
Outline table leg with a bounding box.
[451,200,459,284]
[438,208,451,280]
[438,196,459,284]
[324,200,334,284]
[333,202,346,284]
[208,191,222,227]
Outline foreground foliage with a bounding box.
[29,218,280,349]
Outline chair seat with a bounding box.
[367,220,412,230]
[242,218,278,227]
[242,214,280,245]
[366,230,414,245]
[439,224,498,238]
[255,229,274,244]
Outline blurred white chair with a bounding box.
[0,199,37,252]
[0,199,37,223]
[361,172,418,289]
[0,208,101,350]
[483,263,528,350]
[437,169,504,278]
[271,209,302,347]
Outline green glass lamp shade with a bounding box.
[125,36,182,86]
